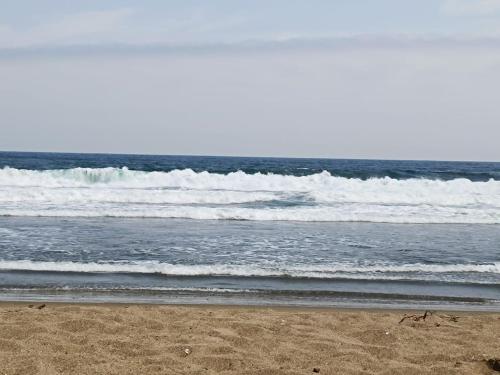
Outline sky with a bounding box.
[1,1,500,160]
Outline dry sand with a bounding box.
[0,302,499,374]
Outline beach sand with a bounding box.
[0,303,499,374]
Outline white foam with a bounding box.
[1,167,499,223]
[0,187,279,205]
[0,206,499,224]
[0,260,498,278]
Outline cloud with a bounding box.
[0,6,250,49]
[442,0,500,15]
[41,8,134,39]
[2,34,500,60]
[0,8,134,48]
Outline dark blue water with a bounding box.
[2,151,500,180]
[0,151,499,309]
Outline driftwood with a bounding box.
[398,311,460,324]
[398,310,432,324]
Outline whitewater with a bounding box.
[1,166,499,223]
[0,259,498,282]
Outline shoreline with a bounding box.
[1,302,498,374]
[1,299,500,314]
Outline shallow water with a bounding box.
[0,217,498,309]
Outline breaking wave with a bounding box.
[1,167,499,223]
[0,260,499,279]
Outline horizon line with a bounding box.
[0,149,498,164]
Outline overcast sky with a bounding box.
[1,0,500,160]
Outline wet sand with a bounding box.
[0,302,499,374]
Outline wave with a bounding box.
[1,167,499,223]
[0,260,498,279]
[1,166,500,193]
[1,206,499,223]
[0,188,280,205]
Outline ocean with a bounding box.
[0,151,499,309]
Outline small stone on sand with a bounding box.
[486,359,500,371]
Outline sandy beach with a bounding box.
[0,303,498,374]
